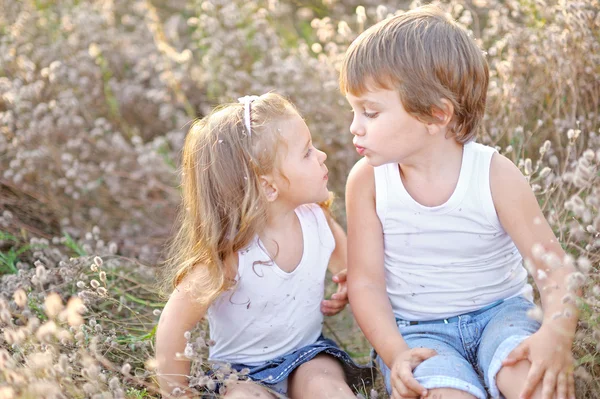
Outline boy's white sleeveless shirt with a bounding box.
[207,204,335,365]
[374,141,533,321]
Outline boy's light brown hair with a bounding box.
[339,5,489,143]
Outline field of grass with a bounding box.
[0,0,599,397]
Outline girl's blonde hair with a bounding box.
[160,93,315,305]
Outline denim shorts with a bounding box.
[226,335,374,395]
[376,296,541,399]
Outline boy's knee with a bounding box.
[425,388,478,399]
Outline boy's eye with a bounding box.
[305,148,312,158]
[364,111,378,118]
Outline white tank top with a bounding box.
[374,141,532,321]
[207,204,335,365]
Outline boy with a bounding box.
[341,5,577,399]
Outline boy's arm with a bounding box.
[490,153,578,398]
[490,153,578,336]
[347,159,435,397]
[156,268,208,397]
[345,159,409,365]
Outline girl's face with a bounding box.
[272,112,330,207]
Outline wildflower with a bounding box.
[99,271,107,282]
[93,256,103,267]
[153,309,161,316]
[90,279,100,289]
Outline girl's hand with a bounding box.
[321,270,348,316]
[390,348,437,399]
[502,325,575,399]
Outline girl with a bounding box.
[156,93,371,398]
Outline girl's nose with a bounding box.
[317,149,327,163]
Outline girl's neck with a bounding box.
[262,201,299,237]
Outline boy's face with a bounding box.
[346,88,431,167]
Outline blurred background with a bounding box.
[0,0,598,397]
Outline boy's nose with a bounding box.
[349,116,364,136]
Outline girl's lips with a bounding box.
[355,145,366,155]
[324,172,329,181]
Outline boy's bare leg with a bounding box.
[423,389,477,399]
[224,381,277,398]
[496,360,546,399]
[287,354,355,398]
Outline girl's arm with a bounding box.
[490,153,578,398]
[156,268,208,397]
[325,214,347,276]
[320,213,349,315]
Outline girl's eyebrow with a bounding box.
[303,138,311,153]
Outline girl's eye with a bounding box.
[364,111,378,119]
[305,148,312,158]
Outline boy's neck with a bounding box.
[400,136,464,179]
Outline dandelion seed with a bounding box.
[526,306,543,322]
[13,289,27,308]
[121,363,131,375]
[109,376,120,390]
[44,292,64,318]
[536,269,547,280]
[206,379,217,391]
[0,386,15,399]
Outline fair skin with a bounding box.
[346,88,577,399]
[156,111,353,398]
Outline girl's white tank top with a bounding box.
[374,141,532,321]
[207,203,335,365]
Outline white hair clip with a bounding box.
[238,95,260,137]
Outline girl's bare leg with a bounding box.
[224,381,277,398]
[287,354,355,399]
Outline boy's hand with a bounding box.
[321,270,348,316]
[502,325,575,399]
[390,348,437,399]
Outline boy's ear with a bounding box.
[432,99,454,127]
[259,175,279,202]
[426,99,454,135]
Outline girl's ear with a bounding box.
[259,175,279,202]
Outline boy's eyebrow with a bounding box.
[348,97,381,108]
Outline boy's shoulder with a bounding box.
[348,157,375,185]
[346,158,376,206]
